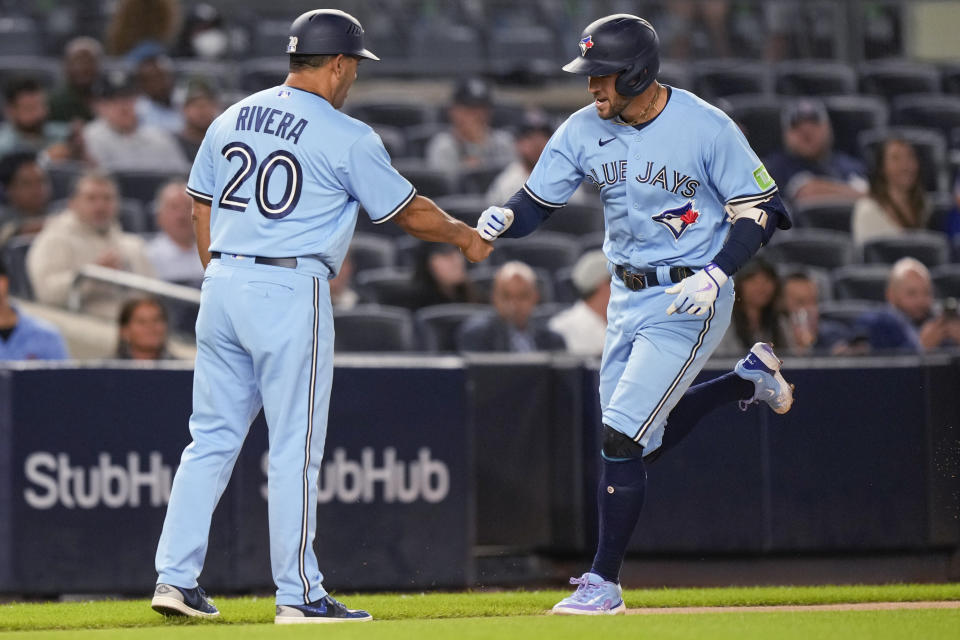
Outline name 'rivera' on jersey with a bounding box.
[587,160,700,198]
[234,104,308,144]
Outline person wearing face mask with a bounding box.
[25,171,154,317]
[176,3,231,60]
[852,137,929,246]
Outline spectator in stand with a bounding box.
[409,241,479,309]
[175,78,221,162]
[426,77,515,174]
[0,152,53,237]
[132,48,183,134]
[329,252,360,310]
[49,37,103,124]
[83,71,189,174]
[145,179,203,286]
[0,78,69,157]
[715,257,786,356]
[115,297,173,360]
[485,112,595,206]
[777,271,851,356]
[457,261,565,353]
[0,256,68,361]
[852,137,929,246]
[548,250,610,356]
[764,98,867,207]
[855,257,960,352]
[175,3,231,60]
[26,171,154,318]
[106,0,181,56]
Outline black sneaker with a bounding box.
[151,583,220,618]
[275,594,372,624]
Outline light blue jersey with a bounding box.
[186,86,415,275]
[525,88,777,270]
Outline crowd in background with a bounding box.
[0,0,959,363]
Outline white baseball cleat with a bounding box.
[734,342,795,414]
[552,572,626,615]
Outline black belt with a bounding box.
[614,265,694,291]
[210,251,298,269]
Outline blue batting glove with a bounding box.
[476,206,514,241]
[665,263,728,316]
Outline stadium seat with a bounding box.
[861,231,951,268]
[891,95,960,141]
[761,229,853,269]
[369,124,407,159]
[460,165,503,195]
[858,127,948,194]
[775,60,857,96]
[823,95,889,158]
[692,59,771,101]
[0,17,42,56]
[1,233,35,298]
[658,60,692,91]
[818,299,885,328]
[432,194,488,226]
[858,60,941,100]
[831,264,892,302]
[348,101,439,129]
[539,203,605,237]
[237,57,287,93]
[393,160,459,199]
[578,231,605,255]
[46,162,84,201]
[487,25,558,76]
[493,232,581,271]
[490,103,529,130]
[0,55,60,89]
[794,200,855,233]
[349,234,397,272]
[408,24,485,77]
[469,264,555,304]
[251,19,292,57]
[942,63,960,95]
[403,122,447,159]
[931,264,960,298]
[530,302,571,332]
[333,305,416,352]
[415,303,493,352]
[354,268,417,308]
[722,94,783,159]
[774,263,833,301]
[114,171,185,208]
[392,235,420,267]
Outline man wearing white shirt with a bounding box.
[549,250,610,356]
[145,179,204,286]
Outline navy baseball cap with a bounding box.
[92,70,138,99]
[452,77,492,107]
[783,98,828,129]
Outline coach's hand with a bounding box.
[476,206,514,241]
[460,229,494,263]
[665,263,728,316]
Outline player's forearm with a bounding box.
[392,195,474,249]
[192,201,212,269]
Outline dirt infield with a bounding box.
[626,601,960,615]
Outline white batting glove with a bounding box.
[476,206,514,241]
[665,263,728,316]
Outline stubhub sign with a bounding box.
[0,363,473,593]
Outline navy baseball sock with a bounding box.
[653,372,754,459]
[590,454,646,584]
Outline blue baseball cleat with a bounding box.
[552,572,626,615]
[151,583,220,618]
[275,594,373,624]
[735,342,794,414]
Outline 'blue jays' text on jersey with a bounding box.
[524,88,777,270]
[186,86,415,277]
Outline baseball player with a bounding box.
[477,14,794,615]
[151,9,492,624]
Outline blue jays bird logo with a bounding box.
[652,201,700,240]
[579,35,594,56]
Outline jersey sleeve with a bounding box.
[186,126,217,204]
[523,121,584,210]
[707,120,779,208]
[337,131,416,224]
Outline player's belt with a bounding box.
[210,251,298,269]
[614,265,694,291]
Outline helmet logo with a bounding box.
[286,36,298,53]
[579,35,594,56]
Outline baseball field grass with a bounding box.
[2,583,959,639]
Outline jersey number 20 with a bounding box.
[219,142,303,219]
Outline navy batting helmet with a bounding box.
[286,9,379,61]
[562,14,659,97]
